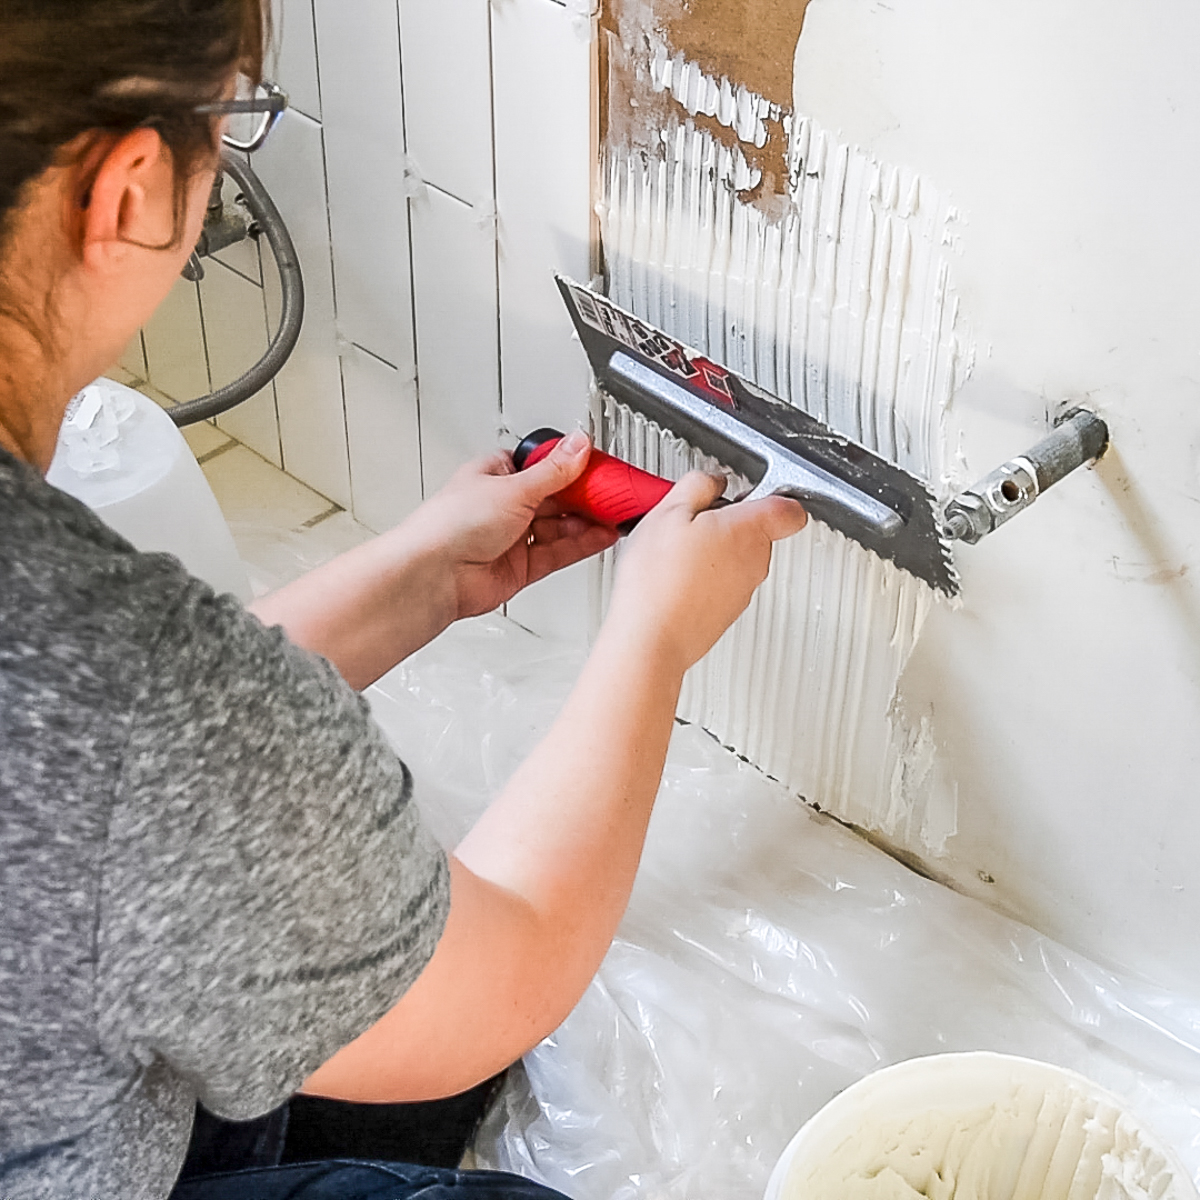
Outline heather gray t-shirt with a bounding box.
[0,446,451,1199]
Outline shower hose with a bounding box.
[168,151,305,428]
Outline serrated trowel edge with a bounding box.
[556,276,959,596]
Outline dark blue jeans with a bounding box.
[170,1161,571,1199]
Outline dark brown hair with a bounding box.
[0,0,269,245]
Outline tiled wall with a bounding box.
[126,0,596,640]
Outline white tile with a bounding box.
[142,276,211,403]
[231,509,375,598]
[314,0,416,370]
[217,386,281,467]
[253,109,352,509]
[342,345,424,534]
[410,186,502,494]
[202,442,334,528]
[199,259,282,466]
[492,0,594,442]
[182,420,234,462]
[293,509,375,563]
[506,559,595,645]
[116,333,146,380]
[399,0,495,206]
[201,261,267,390]
[105,365,141,389]
[135,381,177,410]
[492,0,595,641]
[272,0,322,121]
[211,165,264,284]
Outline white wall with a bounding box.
[590,0,1200,998]
[792,0,1200,995]
[135,0,596,638]
[127,0,1200,998]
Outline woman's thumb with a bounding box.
[514,429,592,503]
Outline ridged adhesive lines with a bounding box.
[597,102,969,853]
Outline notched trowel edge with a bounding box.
[557,276,958,596]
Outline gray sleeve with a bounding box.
[96,580,450,1120]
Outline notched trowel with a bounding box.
[553,276,1109,598]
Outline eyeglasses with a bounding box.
[194,76,288,153]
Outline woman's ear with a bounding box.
[77,127,176,273]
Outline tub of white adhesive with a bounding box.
[765,1052,1198,1200]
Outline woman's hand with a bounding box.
[302,469,808,1106]
[603,471,808,674]
[252,441,802,695]
[402,431,619,621]
[252,431,616,690]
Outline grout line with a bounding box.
[407,193,427,502]
[269,383,283,470]
[195,438,238,466]
[192,277,216,398]
[423,179,476,210]
[135,381,178,407]
[216,432,341,516]
[209,253,264,290]
[335,349,354,518]
[588,0,602,286]
[504,613,539,638]
[237,185,283,467]
[314,121,354,508]
[348,341,398,372]
[395,8,427,503]
[487,0,505,428]
[307,0,324,120]
[301,502,345,529]
[317,132,341,326]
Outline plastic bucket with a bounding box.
[765,1052,1198,1200]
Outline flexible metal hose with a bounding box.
[169,152,305,427]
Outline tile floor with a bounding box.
[109,365,375,598]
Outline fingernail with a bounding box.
[559,429,590,456]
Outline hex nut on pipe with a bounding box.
[942,408,1109,544]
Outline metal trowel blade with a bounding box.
[556,276,958,596]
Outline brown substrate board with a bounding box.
[599,0,811,202]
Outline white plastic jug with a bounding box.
[46,377,251,603]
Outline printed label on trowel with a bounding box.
[568,283,737,410]
[557,276,960,596]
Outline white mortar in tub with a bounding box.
[765,1052,1198,1200]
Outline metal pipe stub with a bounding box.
[942,408,1110,544]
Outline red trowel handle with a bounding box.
[513,428,674,534]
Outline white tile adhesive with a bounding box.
[647,38,785,155]
[597,97,972,854]
[787,1086,1185,1200]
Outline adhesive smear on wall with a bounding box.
[597,48,972,855]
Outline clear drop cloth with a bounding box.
[367,614,1200,1200]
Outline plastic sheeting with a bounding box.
[367,614,1200,1200]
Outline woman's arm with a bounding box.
[301,473,807,1102]
[249,433,617,690]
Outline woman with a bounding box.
[0,3,806,1198]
